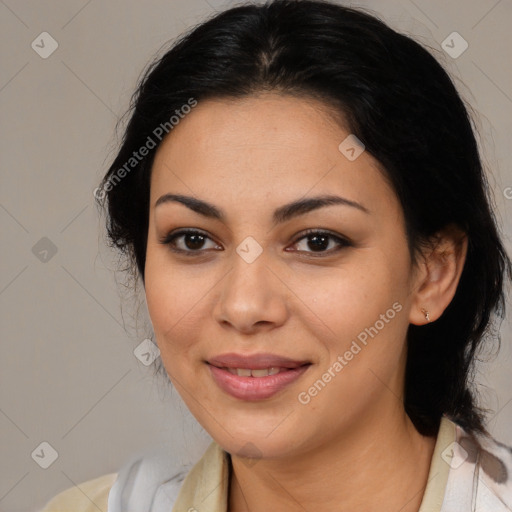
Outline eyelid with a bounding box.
[290,228,351,245]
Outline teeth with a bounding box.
[251,368,271,377]
[224,367,284,377]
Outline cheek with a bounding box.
[144,251,197,351]
[309,260,402,326]
[302,249,411,370]
[143,247,223,366]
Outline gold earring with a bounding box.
[421,308,431,323]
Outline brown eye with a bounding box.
[159,229,222,255]
[288,230,352,256]
[181,232,207,250]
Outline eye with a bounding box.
[159,228,352,257]
[159,229,221,256]
[287,229,352,256]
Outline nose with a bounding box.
[213,248,289,335]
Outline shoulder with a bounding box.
[39,472,117,512]
[442,418,512,511]
[107,447,191,512]
[39,445,195,512]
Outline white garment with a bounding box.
[107,446,189,512]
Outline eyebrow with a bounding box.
[154,193,369,224]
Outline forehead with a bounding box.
[153,93,345,167]
[149,93,397,217]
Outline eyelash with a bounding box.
[158,228,352,257]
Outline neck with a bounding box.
[228,405,437,512]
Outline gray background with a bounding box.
[1,0,511,511]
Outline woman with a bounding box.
[40,0,512,511]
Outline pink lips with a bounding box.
[207,352,311,400]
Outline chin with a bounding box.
[207,419,309,461]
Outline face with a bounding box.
[144,93,421,460]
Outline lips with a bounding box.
[206,353,312,400]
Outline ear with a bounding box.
[409,224,468,325]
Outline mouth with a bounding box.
[206,353,312,400]
[207,352,311,370]
[212,366,304,377]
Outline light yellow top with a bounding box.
[39,472,117,511]
[39,417,455,512]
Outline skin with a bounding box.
[144,93,468,511]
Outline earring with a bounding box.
[421,308,431,323]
